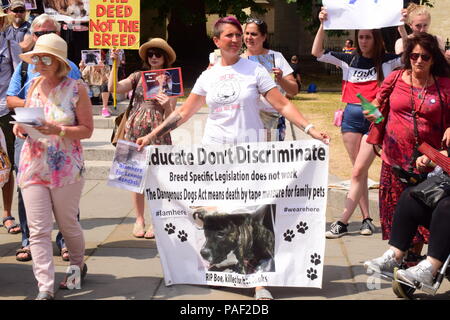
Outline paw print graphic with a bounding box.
[310,253,321,266]
[307,268,318,280]
[178,230,188,242]
[164,223,176,235]
[283,229,295,242]
[296,221,309,234]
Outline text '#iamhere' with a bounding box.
[148,144,326,166]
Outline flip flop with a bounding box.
[16,247,32,262]
[144,225,155,239]
[2,217,21,234]
[254,288,274,300]
[133,222,145,238]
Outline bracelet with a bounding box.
[304,124,314,134]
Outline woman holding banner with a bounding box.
[108,38,177,239]
[312,7,402,239]
[136,16,330,300]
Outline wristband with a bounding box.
[304,124,314,134]
[59,126,66,137]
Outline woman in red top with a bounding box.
[366,33,450,259]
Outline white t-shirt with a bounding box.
[191,58,276,144]
[255,50,293,112]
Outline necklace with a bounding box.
[410,73,429,99]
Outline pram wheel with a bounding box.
[392,267,416,299]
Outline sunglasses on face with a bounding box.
[33,30,56,37]
[31,55,53,66]
[246,18,264,25]
[12,8,25,13]
[147,50,162,58]
[410,53,431,62]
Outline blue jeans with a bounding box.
[15,138,78,250]
[341,103,371,134]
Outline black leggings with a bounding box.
[389,188,450,263]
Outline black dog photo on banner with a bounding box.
[82,49,101,66]
[191,204,276,275]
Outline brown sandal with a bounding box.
[16,247,32,262]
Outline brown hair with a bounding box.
[403,32,450,78]
[355,29,386,85]
[142,47,171,70]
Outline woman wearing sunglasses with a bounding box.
[136,16,330,300]
[108,38,177,239]
[364,33,450,261]
[242,18,299,141]
[12,33,93,300]
[312,7,402,239]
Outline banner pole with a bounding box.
[113,55,117,109]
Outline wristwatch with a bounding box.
[59,126,66,137]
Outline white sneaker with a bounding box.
[396,260,434,287]
[364,249,401,276]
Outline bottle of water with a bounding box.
[356,93,384,124]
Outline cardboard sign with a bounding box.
[322,0,403,30]
[89,0,140,49]
[81,49,101,66]
[141,68,184,100]
[43,0,89,23]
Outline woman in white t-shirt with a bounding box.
[136,16,330,300]
[242,17,299,141]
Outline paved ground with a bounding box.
[0,106,448,301]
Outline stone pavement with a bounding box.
[0,103,448,300]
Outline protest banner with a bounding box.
[24,0,37,10]
[43,0,89,23]
[89,0,140,49]
[144,140,329,288]
[107,140,148,194]
[81,49,101,66]
[141,68,184,100]
[322,0,403,30]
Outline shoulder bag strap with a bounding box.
[7,40,14,71]
[24,76,43,108]
[432,76,446,136]
[125,72,139,118]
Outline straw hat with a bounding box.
[19,33,70,71]
[138,38,176,65]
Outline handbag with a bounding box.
[409,172,450,208]
[366,70,403,146]
[333,108,343,127]
[0,128,11,188]
[111,72,139,147]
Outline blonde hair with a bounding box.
[55,58,70,78]
[406,3,431,25]
[0,15,11,32]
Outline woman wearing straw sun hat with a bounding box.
[108,38,177,240]
[13,33,93,300]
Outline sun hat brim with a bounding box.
[20,50,71,71]
[139,38,176,65]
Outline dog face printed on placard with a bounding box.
[191,204,276,275]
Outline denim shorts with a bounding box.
[341,103,371,134]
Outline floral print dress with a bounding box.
[18,77,85,189]
[124,71,172,145]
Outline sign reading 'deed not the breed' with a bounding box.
[144,140,328,288]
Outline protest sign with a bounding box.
[89,0,140,49]
[81,49,101,66]
[43,0,89,23]
[24,0,37,10]
[107,140,149,193]
[141,68,184,100]
[248,54,275,74]
[144,140,328,288]
[322,0,403,30]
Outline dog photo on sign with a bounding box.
[81,50,101,66]
[191,204,276,275]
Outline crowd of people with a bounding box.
[0,1,448,301]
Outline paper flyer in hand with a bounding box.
[141,68,184,100]
[10,108,46,139]
[248,54,276,74]
[107,140,151,194]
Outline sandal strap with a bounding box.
[2,216,16,224]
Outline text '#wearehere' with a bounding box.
[148,144,327,166]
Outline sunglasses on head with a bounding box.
[246,18,264,25]
[12,8,25,13]
[33,30,56,37]
[31,55,53,66]
[147,50,163,58]
[410,53,431,62]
